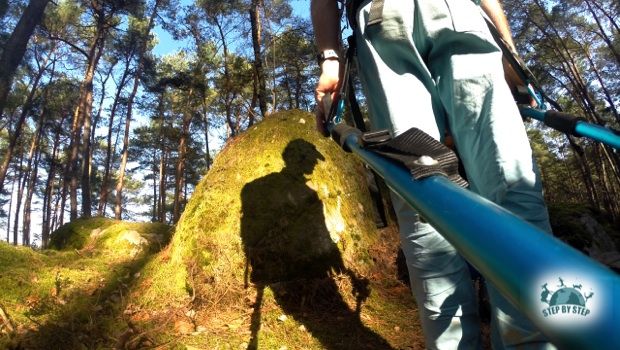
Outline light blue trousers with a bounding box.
[353,0,555,348]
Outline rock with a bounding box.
[580,214,620,269]
[118,230,148,247]
[549,204,620,270]
[90,228,103,238]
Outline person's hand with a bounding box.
[315,59,341,135]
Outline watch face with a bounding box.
[317,50,340,66]
[322,50,339,60]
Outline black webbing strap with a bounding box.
[362,128,468,187]
[344,36,367,132]
[347,0,383,28]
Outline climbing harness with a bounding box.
[343,0,620,150]
[326,35,467,189]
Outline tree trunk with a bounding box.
[59,153,71,227]
[21,107,45,246]
[114,102,132,220]
[89,63,114,214]
[0,55,50,194]
[250,0,267,118]
[568,137,599,209]
[159,149,168,223]
[294,65,303,109]
[283,72,293,109]
[152,163,158,222]
[69,23,106,220]
[203,112,211,170]
[589,0,620,36]
[172,110,194,223]
[80,92,94,217]
[42,118,63,248]
[584,0,620,66]
[97,61,132,216]
[213,17,236,137]
[6,174,15,244]
[78,36,106,218]
[52,184,63,232]
[12,151,25,245]
[0,0,51,117]
[114,0,161,219]
[578,42,620,123]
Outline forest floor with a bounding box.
[1,111,618,349]
[0,218,173,349]
[0,219,426,349]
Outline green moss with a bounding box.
[48,217,116,250]
[2,111,422,348]
[132,110,418,348]
[0,218,172,348]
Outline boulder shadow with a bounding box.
[240,139,392,349]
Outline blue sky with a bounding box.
[152,0,312,57]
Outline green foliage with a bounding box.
[504,0,620,219]
[265,22,318,110]
[0,217,172,348]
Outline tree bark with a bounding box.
[152,162,158,222]
[0,0,51,117]
[12,151,25,245]
[6,174,15,244]
[203,111,211,170]
[22,111,45,246]
[88,63,114,215]
[114,0,161,219]
[159,148,168,223]
[172,109,194,223]
[113,103,132,219]
[567,137,599,210]
[68,19,107,220]
[250,0,267,118]
[577,41,619,123]
[97,60,132,216]
[213,16,237,137]
[584,0,620,66]
[42,117,64,248]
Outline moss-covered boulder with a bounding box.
[131,110,419,349]
[1,111,420,349]
[0,218,171,349]
[548,204,620,271]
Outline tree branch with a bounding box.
[0,304,15,333]
[47,35,89,58]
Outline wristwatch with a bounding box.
[317,49,340,65]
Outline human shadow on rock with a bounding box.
[240,139,392,349]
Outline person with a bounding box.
[311,0,556,349]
